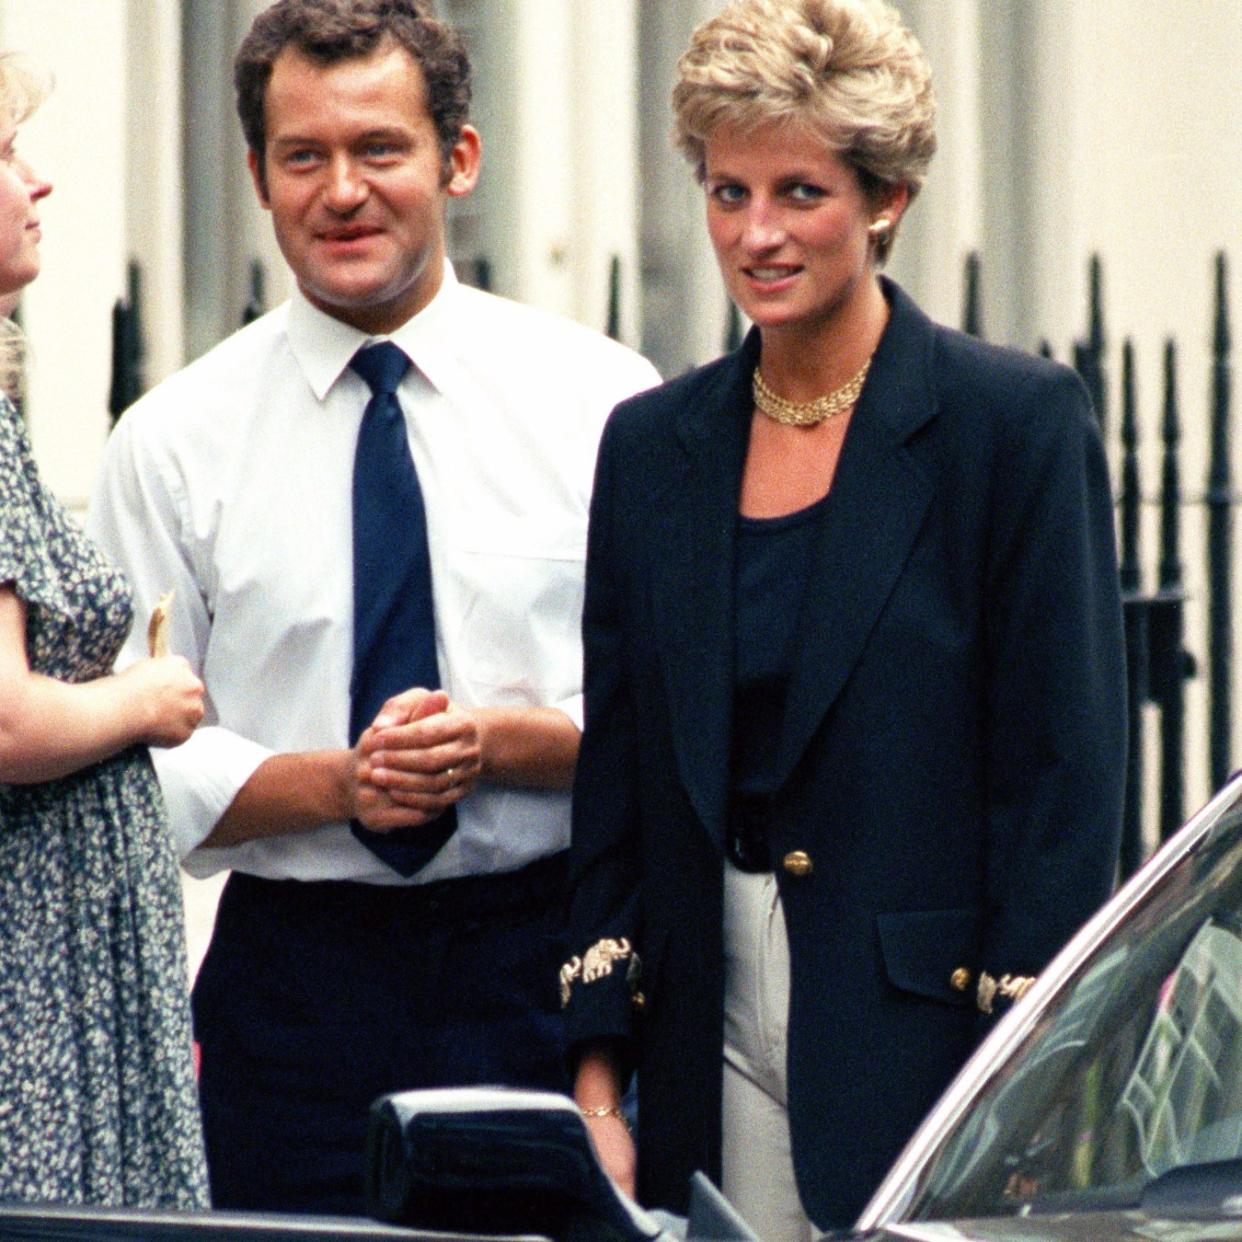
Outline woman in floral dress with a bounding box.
[0,55,209,1207]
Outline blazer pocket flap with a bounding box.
[876,906,982,1007]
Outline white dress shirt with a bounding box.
[88,264,659,884]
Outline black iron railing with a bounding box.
[960,251,1231,878]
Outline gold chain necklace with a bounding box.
[752,356,872,426]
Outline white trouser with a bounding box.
[721,862,819,1242]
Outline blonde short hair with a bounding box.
[0,53,49,128]
[0,54,49,399]
[673,0,935,257]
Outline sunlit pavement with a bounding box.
[180,872,226,985]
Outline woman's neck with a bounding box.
[757,274,890,401]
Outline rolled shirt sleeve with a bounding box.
[89,396,275,860]
[152,728,274,864]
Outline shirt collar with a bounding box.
[286,260,464,402]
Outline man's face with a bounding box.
[251,43,479,334]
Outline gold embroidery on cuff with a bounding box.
[559,937,641,1008]
[976,970,1036,1015]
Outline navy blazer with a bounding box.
[564,280,1126,1228]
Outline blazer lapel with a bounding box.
[771,283,939,785]
[650,337,757,848]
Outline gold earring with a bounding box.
[868,218,892,241]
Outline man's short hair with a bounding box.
[235,0,472,185]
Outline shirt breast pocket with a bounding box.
[442,528,587,704]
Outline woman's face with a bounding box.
[0,118,50,300]
[703,120,893,338]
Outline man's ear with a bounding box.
[247,148,271,208]
[445,125,481,198]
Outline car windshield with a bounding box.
[903,795,1242,1221]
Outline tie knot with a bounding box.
[351,342,411,396]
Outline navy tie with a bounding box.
[349,342,456,876]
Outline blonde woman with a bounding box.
[0,57,208,1207]
[563,0,1126,1236]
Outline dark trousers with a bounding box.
[192,853,569,1216]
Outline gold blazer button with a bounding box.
[950,967,973,992]
[782,850,813,877]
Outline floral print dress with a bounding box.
[0,397,208,1208]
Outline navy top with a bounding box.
[728,493,830,868]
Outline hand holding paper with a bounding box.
[146,589,175,658]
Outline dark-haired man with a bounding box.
[90,0,657,1215]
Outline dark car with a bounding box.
[14,774,1242,1240]
[852,769,1242,1240]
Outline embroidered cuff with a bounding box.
[559,937,642,1008]
[976,970,1036,1015]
